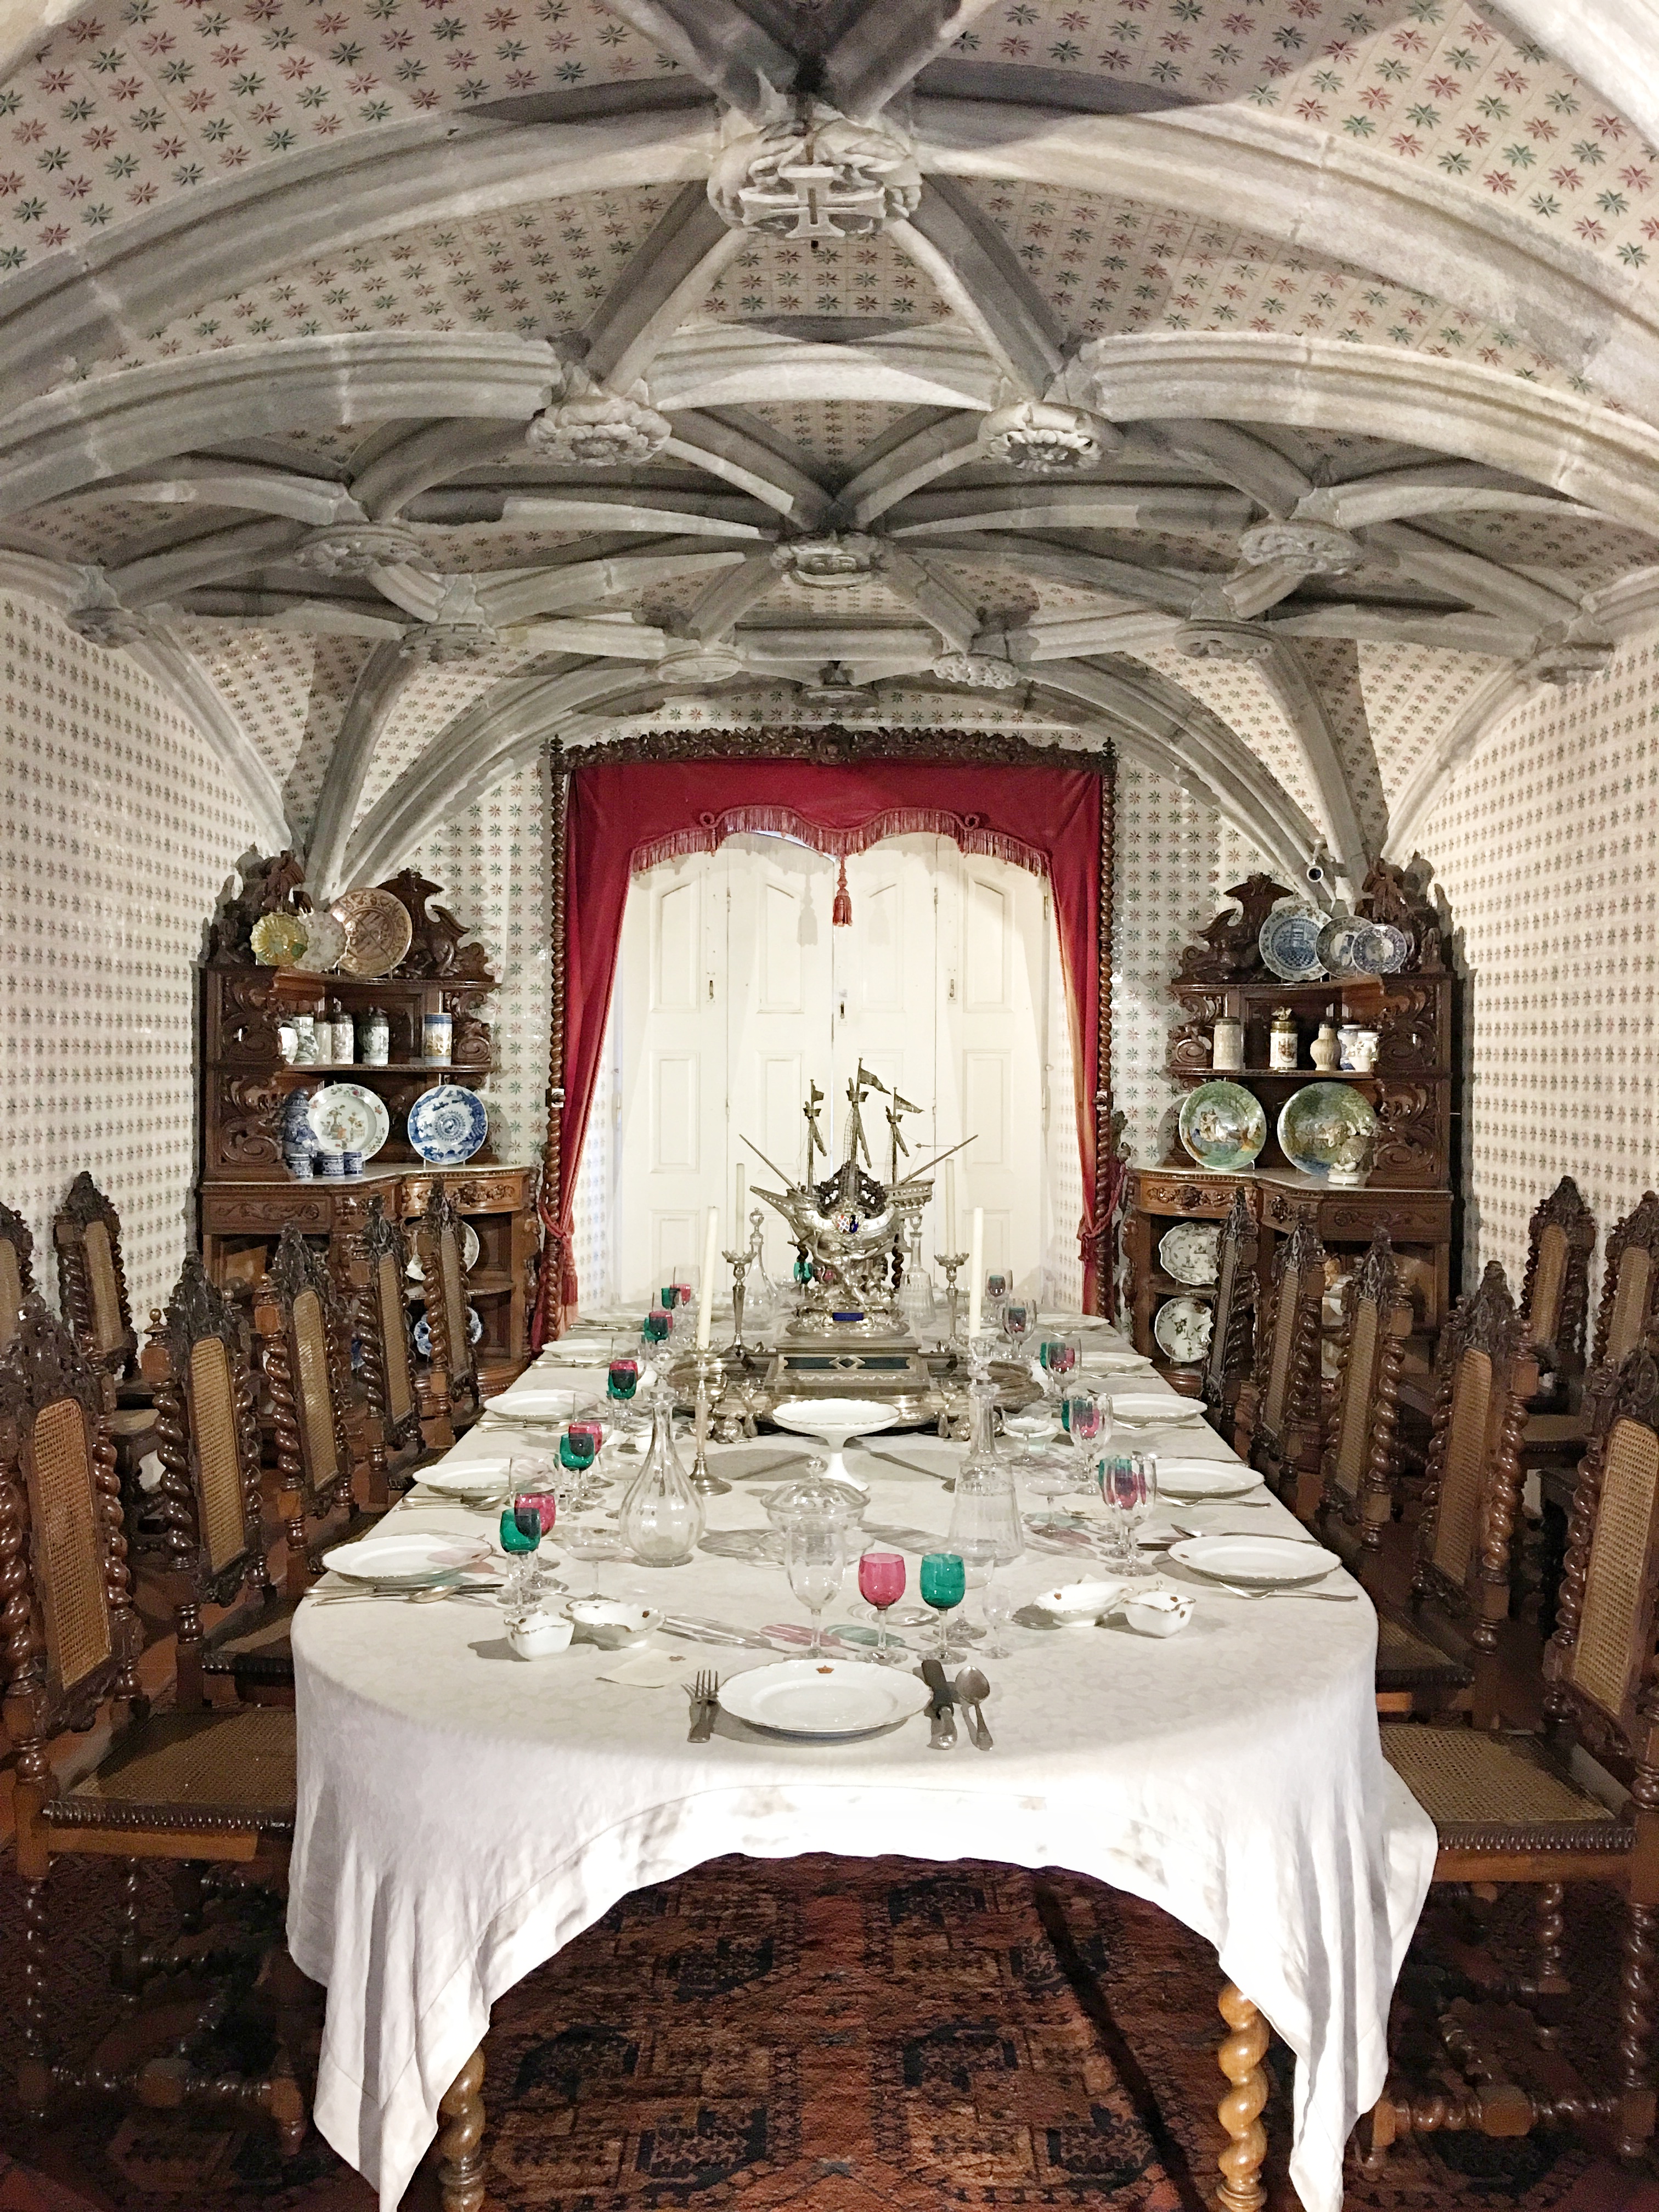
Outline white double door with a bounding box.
[611,832,1060,1306]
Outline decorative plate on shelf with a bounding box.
[1159,1220,1221,1286]
[1277,1081,1378,1183]
[1371,922,1412,973]
[306,1082,392,1160]
[1177,1081,1267,1172]
[1257,904,1325,982]
[413,1304,484,1357]
[1153,1296,1212,1365]
[406,1219,481,1278]
[408,1082,489,1166]
[330,887,413,978]
[1344,923,1396,977]
[293,907,346,972]
[1315,914,1372,977]
[250,912,309,967]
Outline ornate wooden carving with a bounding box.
[348,1199,424,1502]
[415,1186,479,1440]
[207,850,309,967]
[571,723,1113,772]
[437,2045,489,2212]
[375,868,493,981]
[254,1225,355,1594]
[1320,1228,1409,1548]
[1203,1189,1257,1438]
[1582,1194,1659,1426]
[1174,875,1294,985]
[1519,1175,1596,1396]
[1372,978,1444,1074]
[1355,856,1446,973]
[1237,1214,1325,1513]
[53,1172,139,1383]
[0,1199,37,1320]
[1169,996,1223,1073]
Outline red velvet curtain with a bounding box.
[536,758,1107,1340]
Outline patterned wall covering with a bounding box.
[0,588,257,1321]
[1413,624,1659,1293]
[178,624,373,839]
[1357,638,1506,804]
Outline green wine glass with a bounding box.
[919,1550,967,1661]
[498,1499,541,1607]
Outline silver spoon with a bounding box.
[953,1666,994,1748]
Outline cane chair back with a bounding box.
[1521,1177,1595,1399]
[1595,1194,1659,1373]
[0,1299,139,1745]
[254,1224,353,1595]
[1321,1228,1411,1548]
[0,1199,37,1356]
[343,1198,424,1509]
[150,1255,266,1594]
[1413,1260,1538,1639]
[52,1173,138,1384]
[1240,1216,1325,1514]
[1202,1189,1256,1440]
[413,1186,479,1432]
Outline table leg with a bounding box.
[1216,1982,1269,2212]
[437,2044,488,2212]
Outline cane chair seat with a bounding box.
[42,1706,296,1836]
[1381,1725,1630,1857]
[1374,1611,1474,1694]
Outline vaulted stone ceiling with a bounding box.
[2,0,1657,894]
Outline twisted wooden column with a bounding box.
[1216,1983,1269,2212]
[534,742,571,1345]
[438,2042,489,2212]
[1093,761,1115,1318]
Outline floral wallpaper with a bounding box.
[177,623,373,839]
[1413,623,1659,1295]
[0,586,257,1322]
[1357,637,1505,805]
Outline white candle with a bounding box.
[696,1205,719,1349]
[967,1207,984,1338]
[733,1160,746,1246]
[944,1156,957,1252]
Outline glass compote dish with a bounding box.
[770,1396,897,1494]
[1024,1448,1084,1527]
[1002,1404,1059,1466]
[563,1517,628,1597]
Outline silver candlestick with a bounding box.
[723,1247,751,1357]
[688,1345,730,1496]
[934,1251,968,1350]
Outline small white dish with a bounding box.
[320,1531,486,1585]
[1121,1588,1195,1638]
[770,1397,894,1492]
[506,1610,575,1660]
[566,1597,663,1649]
[1031,1578,1125,1627]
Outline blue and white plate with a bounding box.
[1257,905,1325,982]
[407,1082,488,1165]
[413,1304,484,1356]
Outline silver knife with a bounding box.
[919,1658,957,1748]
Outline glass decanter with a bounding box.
[617,1375,704,1567]
[945,1340,1025,1567]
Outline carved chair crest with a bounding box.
[150,1254,266,1606]
[0,1297,140,1754]
[1594,1192,1659,1373]
[1202,1188,1256,1431]
[0,1198,37,1355]
[1249,1214,1325,1460]
[53,1172,138,1379]
[414,1187,478,1404]
[1321,1227,1410,1546]
[1519,1174,1596,1390]
[1414,1260,1538,1641]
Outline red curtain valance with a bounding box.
[536,755,1111,1340]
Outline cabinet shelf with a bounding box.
[266,1061,486,1077]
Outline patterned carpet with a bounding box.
[2,1851,1656,2212]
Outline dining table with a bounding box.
[286,1320,1436,2212]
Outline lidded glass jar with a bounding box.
[618,1376,705,1567]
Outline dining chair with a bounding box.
[1201,1189,1256,1445]
[1390,1260,1539,1727]
[1518,1175,1596,1414]
[412,1184,481,1447]
[0,1196,37,1353]
[1235,1214,1325,1519]
[1362,1342,1659,2173]
[331,1197,432,1535]
[52,1172,159,1508]
[0,1294,304,2149]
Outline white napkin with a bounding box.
[595,1647,691,1688]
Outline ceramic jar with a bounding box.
[362,1006,390,1066]
[326,999,354,1064]
[1350,1028,1381,1073]
[1210,1013,1243,1071]
[290,1014,320,1066]
[1338,1022,1364,1070]
[1310,1021,1340,1071]
[422,1011,453,1064]
[1268,1008,1299,1070]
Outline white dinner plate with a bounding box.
[1169,1534,1342,1587]
[417,1454,515,1500]
[718,1658,932,1739]
[1105,1392,1206,1425]
[320,1531,488,1585]
[486,1387,579,1424]
[1155,1458,1262,1501]
[1080,1351,1154,1373]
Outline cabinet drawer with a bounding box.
[1130,1172,1242,1217]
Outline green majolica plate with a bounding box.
[1277,1080,1378,1183]
[1178,1080,1267,1172]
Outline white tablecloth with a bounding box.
[288,1331,1435,2211]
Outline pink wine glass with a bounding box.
[857,1549,907,1666]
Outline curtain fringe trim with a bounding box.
[629,808,1052,881]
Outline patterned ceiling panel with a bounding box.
[406,524,590,571]
[959,176,1597,396]
[176,620,374,834]
[693,225,950,324]
[72,184,673,383]
[1137,640,1329,831]
[4,492,204,562]
[351,641,539,823]
[0,0,674,278]
[751,572,932,624]
[1357,636,1505,800]
[1293,634,1387,854]
[951,2,1654,284]
[740,400,915,470]
[1411,508,1659,588]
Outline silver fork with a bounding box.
[688,1669,720,1740]
[1211,1578,1358,1602]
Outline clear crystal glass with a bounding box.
[945,1355,1025,1566]
[617,1376,705,1567]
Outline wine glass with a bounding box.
[956,1538,996,1644]
[984,1273,1008,1334]
[1003,1300,1031,1357]
[498,1496,543,1606]
[1062,1389,1105,1454]
[1024,1448,1081,1527]
[785,1521,846,1657]
[980,1565,1015,1659]
[607,1356,641,1432]
[1002,1406,1057,1465]
[643,1307,671,1355]
[1039,1337,1078,1398]
[918,1550,967,1661]
[1101,1452,1158,1576]
[563,1517,626,1596]
[857,1548,906,1665]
